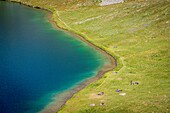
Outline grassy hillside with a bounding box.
[10,0,170,112]
[56,0,170,113]
[10,0,100,10]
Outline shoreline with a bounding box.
[8,1,117,113]
[41,12,117,113]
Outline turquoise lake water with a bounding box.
[0,2,106,113]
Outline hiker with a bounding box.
[130,80,133,85]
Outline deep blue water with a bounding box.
[0,2,106,113]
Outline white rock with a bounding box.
[119,93,126,96]
[100,0,124,6]
[90,104,95,106]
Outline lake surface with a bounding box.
[0,2,106,113]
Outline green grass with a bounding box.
[9,0,170,112]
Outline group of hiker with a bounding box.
[90,80,139,107]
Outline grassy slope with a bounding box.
[9,0,100,10]
[10,0,170,112]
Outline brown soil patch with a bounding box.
[89,93,103,99]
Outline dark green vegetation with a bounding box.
[10,0,170,112]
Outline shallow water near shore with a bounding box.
[0,2,107,113]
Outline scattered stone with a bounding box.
[34,6,40,9]
[113,46,117,48]
[113,71,118,74]
[117,78,122,80]
[98,92,104,95]
[119,93,126,96]
[90,104,95,106]
[100,102,105,106]
[100,0,124,6]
